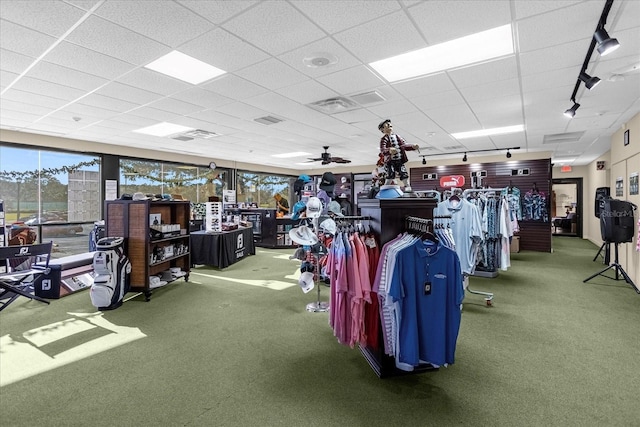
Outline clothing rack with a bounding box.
[306,215,372,313]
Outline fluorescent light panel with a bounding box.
[272,152,311,158]
[451,124,524,140]
[145,50,226,85]
[133,122,194,137]
[370,25,514,82]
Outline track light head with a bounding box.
[506,150,512,159]
[462,153,468,162]
[594,28,620,56]
[564,102,580,118]
[422,157,426,165]
[579,71,601,90]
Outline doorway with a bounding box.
[552,178,583,237]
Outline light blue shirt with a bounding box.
[433,199,483,275]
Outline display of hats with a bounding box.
[120,193,133,200]
[319,172,336,191]
[149,276,167,289]
[289,225,319,246]
[289,247,306,261]
[327,200,343,217]
[306,196,322,218]
[341,176,348,184]
[299,271,315,294]
[291,200,307,220]
[133,192,149,200]
[300,261,315,273]
[298,174,312,183]
[319,218,337,235]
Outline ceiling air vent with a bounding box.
[172,135,194,141]
[543,131,585,144]
[351,90,386,105]
[181,129,219,139]
[307,96,359,114]
[254,115,283,125]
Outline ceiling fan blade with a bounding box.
[333,158,351,164]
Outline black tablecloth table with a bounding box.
[190,227,255,268]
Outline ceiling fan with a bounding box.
[308,146,351,165]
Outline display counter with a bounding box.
[190,227,255,269]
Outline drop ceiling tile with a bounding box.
[291,0,400,34]
[180,28,270,73]
[0,0,88,38]
[171,88,234,110]
[0,49,37,74]
[514,0,583,20]
[517,3,597,53]
[0,70,18,89]
[44,42,134,80]
[127,106,183,123]
[412,90,466,111]
[277,80,339,105]
[26,61,108,92]
[425,104,481,134]
[316,65,384,95]
[518,39,586,76]
[215,101,268,121]
[0,108,42,124]
[2,88,69,110]
[448,57,518,88]
[0,19,57,58]
[459,78,521,102]
[118,68,192,97]
[278,37,362,78]
[236,58,309,90]
[177,1,258,25]
[365,99,419,119]
[58,103,119,121]
[65,15,168,65]
[392,73,456,97]
[78,93,140,113]
[94,82,164,106]
[333,11,425,64]
[201,74,269,100]
[411,0,511,44]
[222,1,325,56]
[145,97,205,116]
[94,0,214,47]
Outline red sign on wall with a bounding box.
[439,175,466,188]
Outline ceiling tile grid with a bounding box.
[0,0,638,170]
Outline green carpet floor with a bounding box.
[1,237,639,426]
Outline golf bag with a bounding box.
[90,237,131,310]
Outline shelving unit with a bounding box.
[0,200,5,273]
[275,219,296,248]
[104,199,191,301]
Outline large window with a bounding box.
[119,158,228,203]
[236,171,294,208]
[0,145,101,224]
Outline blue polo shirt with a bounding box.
[387,240,464,368]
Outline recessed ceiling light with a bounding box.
[144,50,226,85]
[370,24,514,82]
[272,152,311,158]
[451,124,524,140]
[133,122,194,137]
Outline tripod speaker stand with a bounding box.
[583,242,639,293]
[584,198,638,293]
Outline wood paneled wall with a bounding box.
[409,159,552,252]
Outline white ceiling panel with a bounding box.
[93,0,214,47]
[411,0,511,44]
[0,20,57,58]
[65,16,168,65]
[179,28,270,73]
[236,58,309,90]
[333,10,425,64]
[222,1,325,56]
[0,0,637,169]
